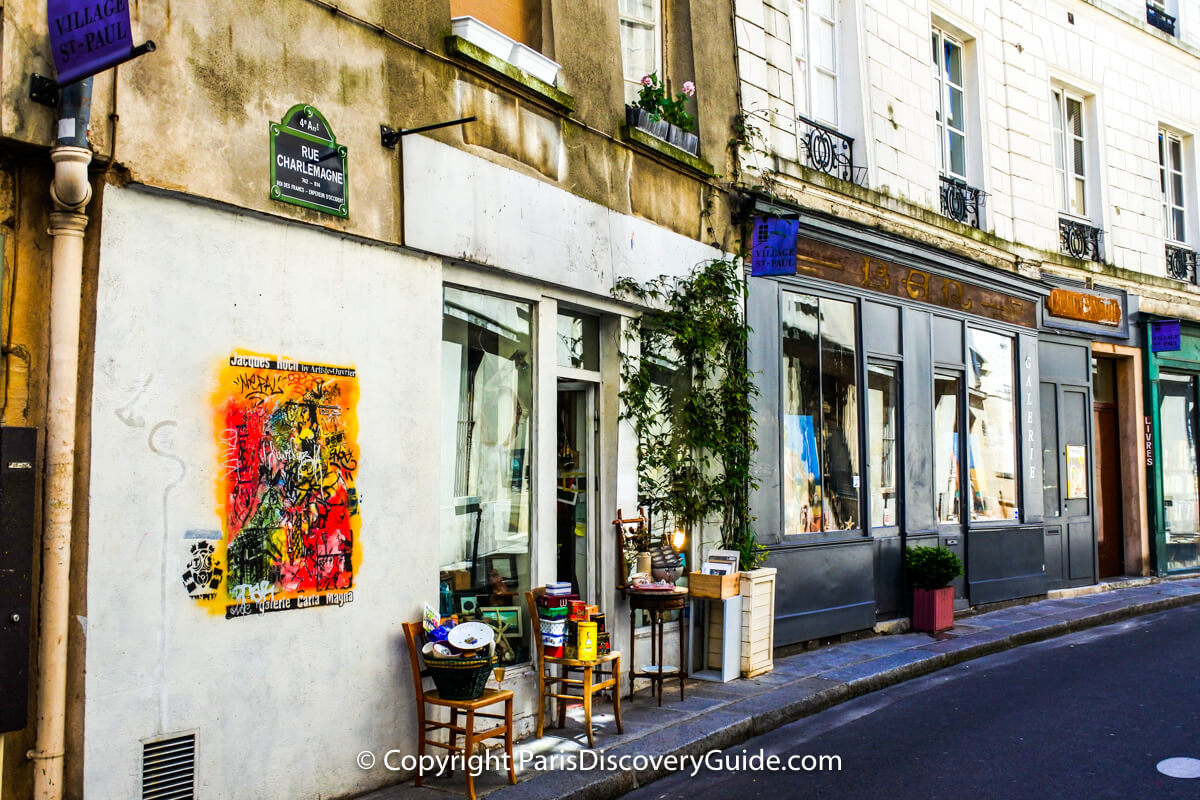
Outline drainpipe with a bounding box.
[29,77,93,800]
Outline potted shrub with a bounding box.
[904,546,962,633]
[625,73,699,155]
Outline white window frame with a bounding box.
[1051,88,1089,218]
[932,26,967,181]
[619,0,662,105]
[1160,129,1188,244]
[788,0,840,129]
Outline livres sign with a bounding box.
[270,105,348,218]
[48,0,134,85]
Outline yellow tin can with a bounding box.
[577,621,598,661]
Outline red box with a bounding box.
[544,645,564,658]
[568,600,588,621]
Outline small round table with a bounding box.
[627,587,688,705]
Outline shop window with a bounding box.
[782,292,860,534]
[557,310,600,371]
[440,287,535,665]
[1159,373,1200,570]
[967,329,1018,522]
[619,0,662,105]
[934,373,961,524]
[868,363,898,529]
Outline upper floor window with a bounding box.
[788,0,839,128]
[1147,1,1178,36]
[1051,88,1088,218]
[619,0,661,105]
[932,27,966,180]
[1160,129,1187,244]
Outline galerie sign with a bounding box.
[47,0,134,85]
[270,105,349,218]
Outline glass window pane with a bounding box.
[820,298,859,531]
[1072,177,1086,216]
[868,364,898,528]
[1068,98,1083,136]
[1160,373,1200,570]
[949,131,966,178]
[943,39,962,85]
[814,71,838,125]
[557,311,599,371]
[1041,383,1060,514]
[1170,138,1183,170]
[935,374,960,524]
[783,293,823,534]
[813,19,836,71]
[619,0,656,20]
[967,330,1017,521]
[947,87,964,132]
[440,287,534,665]
[1173,209,1186,242]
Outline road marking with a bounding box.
[1156,758,1200,779]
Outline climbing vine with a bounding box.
[614,258,764,570]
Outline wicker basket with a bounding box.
[425,654,495,700]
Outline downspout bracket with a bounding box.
[29,74,59,108]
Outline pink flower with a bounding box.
[641,74,654,87]
[682,81,696,97]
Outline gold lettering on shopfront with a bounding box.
[1046,288,1122,326]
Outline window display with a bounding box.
[440,287,534,663]
[967,329,1018,521]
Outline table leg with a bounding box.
[679,604,687,700]
[628,606,635,698]
[656,610,665,707]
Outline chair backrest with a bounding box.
[401,620,429,704]
[524,588,546,664]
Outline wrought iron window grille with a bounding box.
[938,176,986,229]
[1147,3,1177,35]
[796,116,867,186]
[1058,218,1104,262]
[1166,243,1198,283]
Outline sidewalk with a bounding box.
[357,576,1200,800]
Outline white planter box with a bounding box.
[740,567,776,678]
[451,16,514,62]
[509,43,561,86]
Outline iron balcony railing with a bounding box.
[796,115,867,186]
[939,176,986,229]
[1059,218,1104,262]
[1166,243,1198,283]
[1147,3,1177,35]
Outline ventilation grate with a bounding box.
[142,733,196,800]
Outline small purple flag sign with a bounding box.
[48,0,135,85]
[750,216,799,277]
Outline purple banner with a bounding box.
[1151,319,1182,353]
[750,216,799,277]
[48,0,133,85]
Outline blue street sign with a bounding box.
[48,0,134,85]
[750,216,799,276]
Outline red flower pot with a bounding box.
[913,587,955,633]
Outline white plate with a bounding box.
[447,621,495,650]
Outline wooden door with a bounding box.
[1093,403,1124,577]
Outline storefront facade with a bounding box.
[1145,318,1200,575]
[748,210,1047,645]
[1038,280,1148,586]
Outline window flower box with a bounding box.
[508,43,560,86]
[625,106,699,156]
[450,16,513,61]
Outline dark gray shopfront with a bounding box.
[748,215,1048,645]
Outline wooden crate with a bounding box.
[689,571,740,599]
[739,567,777,678]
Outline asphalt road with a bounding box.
[627,603,1200,800]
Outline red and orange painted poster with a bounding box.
[184,351,361,618]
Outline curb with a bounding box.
[489,589,1200,800]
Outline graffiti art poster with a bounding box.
[190,352,361,618]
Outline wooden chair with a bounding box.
[401,621,517,800]
[525,589,623,747]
